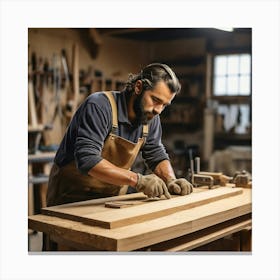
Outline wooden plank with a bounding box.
[47,216,252,252]
[104,200,144,208]
[28,188,252,251]
[87,187,243,229]
[146,214,252,251]
[42,192,147,221]
[43,187,243,229]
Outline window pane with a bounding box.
[227,75,239,95]
[227,55,239,75]
[214,76,226,95]
[214,56,227,75]
[240,54,251,74]
[213,53,251,96]
[239,75,250,95]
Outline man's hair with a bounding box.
[124,63,181,95]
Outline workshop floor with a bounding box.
[28,231,43,252]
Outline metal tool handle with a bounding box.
[195,157,200,173]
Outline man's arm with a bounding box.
[88,159,138,187]
[153,159,176,183]
[88,159,171,199]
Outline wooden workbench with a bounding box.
[28,186,252,252]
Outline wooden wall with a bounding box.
[28,28,150,81]
[28,28,251,175]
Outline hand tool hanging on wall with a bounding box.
[61,49,70,85]
[31,52,45,123]
[63,44,79,123]
[50,53,62,124]
[61,48,73,118]
[71,44,79,114]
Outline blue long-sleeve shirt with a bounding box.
[54,91,169,175]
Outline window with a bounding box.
[213,54,251,96]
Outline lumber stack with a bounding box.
[28,187,252,251]
[42,187,243,229]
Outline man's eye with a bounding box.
[152,97,161,104]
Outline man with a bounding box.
[47,63,193,207]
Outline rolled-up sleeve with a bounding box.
[74,102,111,174]
[142,116,170,171]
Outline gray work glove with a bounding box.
[136,173,171,199]
[167,178,193,195]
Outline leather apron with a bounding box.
[47,92,148,206]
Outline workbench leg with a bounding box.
[240,228,252,251]
[39,163,51,209]
[42,233,57,251]
[231,233,241,251]
[42,234,75,251]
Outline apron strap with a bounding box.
[104,91,118,134]
[104,91,149,141]
[142,124,149,146]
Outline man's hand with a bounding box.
[136,174,171,199]
[167,178,193,195]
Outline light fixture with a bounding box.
[213,27,234,32]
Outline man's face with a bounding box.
[134,80,176,124]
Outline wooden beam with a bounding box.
[77,28,102,59]
[97,28,159,36]
[146,214,251,251]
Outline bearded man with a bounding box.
[46,63,193,207]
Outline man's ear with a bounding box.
[135,80,142,95]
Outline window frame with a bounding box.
[211,51,252,103]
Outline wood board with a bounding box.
[41,192,147,222]
[146,214,252,251]
[29,189,252,251]
[42,187,243,229]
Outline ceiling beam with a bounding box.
[97,28,159,36]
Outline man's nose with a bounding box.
[153,104,164,115]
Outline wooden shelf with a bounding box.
[173,96,201,103]
[161,122,201,133]
[162,56,205,67]
[215,132,251,141]
[211,95,251,104]
[214,133,251,149]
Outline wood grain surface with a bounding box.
[42,187,243,229]
[29,188,252,251]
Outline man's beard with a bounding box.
[133,94,156,125]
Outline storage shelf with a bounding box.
[161,122,202,132]
[215,133,251,141]
[214,133,251,150]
